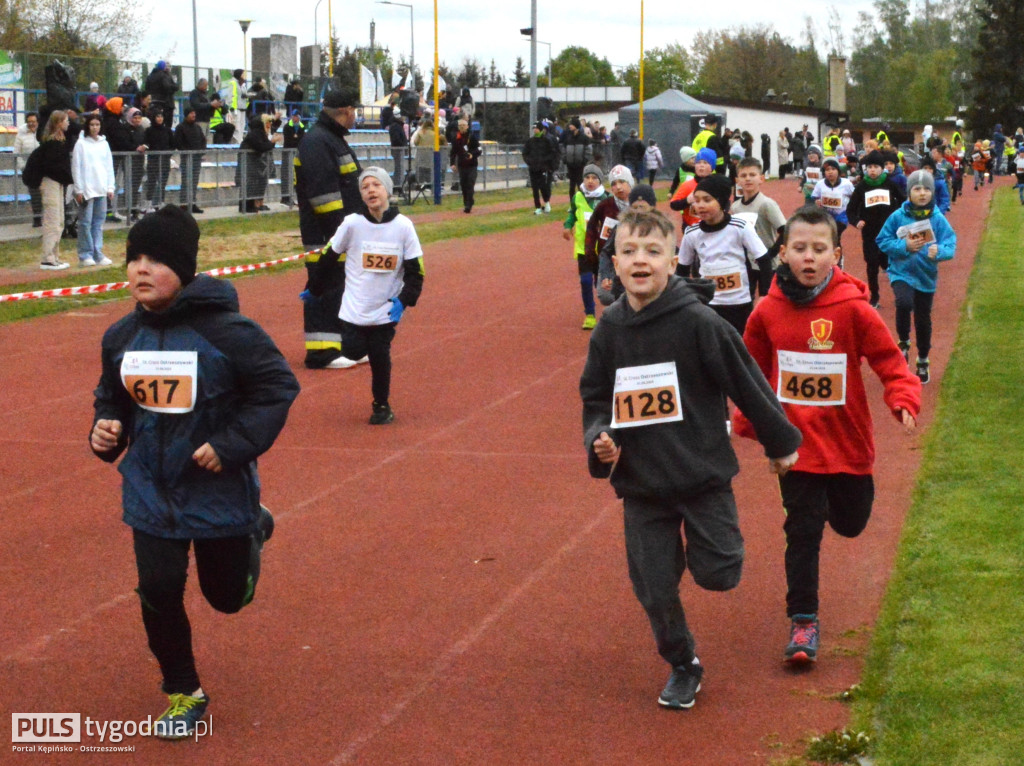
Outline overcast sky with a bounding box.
[138,1,880,83]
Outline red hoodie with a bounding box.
[733,267,921,474]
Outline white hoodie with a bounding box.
[71,134,116,200]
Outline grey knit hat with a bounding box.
[358,166,394,197]
[906,170,934,194]
[582,163,605,182]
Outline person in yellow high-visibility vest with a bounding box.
[692,114,725,174]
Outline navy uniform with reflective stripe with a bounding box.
[295,111,363,367]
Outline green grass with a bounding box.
[0,184,566,324]
[850,188,1024,764]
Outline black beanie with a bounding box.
[862,149,885,168]
[695,173,733,211]
[126,205,200,286]
[628,184,657,207]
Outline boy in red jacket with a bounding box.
[733,206,921,665]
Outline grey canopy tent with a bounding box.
[617,90,726,181]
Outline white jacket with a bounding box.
[644,146,664,170]
[13,124,39,171]
[71,134,116,200]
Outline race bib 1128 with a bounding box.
[612,361,683,429]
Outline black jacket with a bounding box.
[389,121,408,148]
[101,111,134,153]
[39,138,73,185]
[283,119,306,149]
[450,131,481,169]
[188,88,213,121]
[174,120,207,151]
[563,130,592,168]
[620,136,645,164]
[846,175,905,238]
[91,275,300,539]
[580,276,801,499]
[144,122,173,152]
[145,68,178,105]
[522,133,558,172]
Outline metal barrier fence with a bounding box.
[0,143,538,227]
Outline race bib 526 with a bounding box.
[362,241,402,272]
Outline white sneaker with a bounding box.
[40,261,70,271]
[535,208,543,215]
[543,202,551,213]
[95,255,113,266]
[79,257,97,267]
[325,355,369,369]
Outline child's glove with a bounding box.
[389,297,405,324]
[298,289,313,303]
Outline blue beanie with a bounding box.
[695,148,717,167]
[157,60,167,70]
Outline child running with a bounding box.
[677,173,767,335]
[563,163,610,329]
[580,208,801,709]
[586,164,634,277]
[730,157,786,298]
[876,170,957,384]
[799,145,824,204]
[734,205,921,665]
[90,205,300,738]
[669,147,716,234]
[846,149,905,308]
[811,157,855,246]
[596,183,658,305]
[313,167,425,423]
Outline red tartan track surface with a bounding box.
[0,175,998,764]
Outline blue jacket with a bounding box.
[92,276,300,539]
[876,202,956,294]
[934,176,950,213]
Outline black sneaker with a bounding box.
[369,401,394,425]
[154,692,209,739]
[658,659,703,709]
[898,341,911,364]
[916,359,930,384]
[191,204,204,214]
[784,614,820,664]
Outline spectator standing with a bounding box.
[124,107,148,219]
[281,111,305,207]
[100,97,131,222]
[388,114,409,190]
[37,110,73,270]
[522,120,558,214]
[450,118,481,213]
[84,82,103,114]
[790,131,805,172]
[643,139,664,184]
[208,93,234,145]
[116,70,139,106]
[619,129,645,181]
[455,87,475,121]
[284,79,305,116]
[562,118,593,199]
[222,70,247,142]
[411,114,446,190]
[145,61,178,125]
[236,114,280,213]
[144,110,174,211]
[247,77,274,118]
[174,106,207,213]
[992,123,1007,175]
[189,79,213,139]
[760,133,772,178]
[71,113,115,266]
[609,122,622,164]
[14,112,42,227]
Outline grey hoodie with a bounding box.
[581,276,801,499]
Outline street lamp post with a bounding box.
[523,39,552,85]
[314,0,325,59]
[520,0,538,130]
[237,19,252,75]
[376,1,415,90]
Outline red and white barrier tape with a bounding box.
[0,250,316,303]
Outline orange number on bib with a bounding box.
[781,372,843,403]
[614,387,679,424]
[363,253,398,271]
[713,273,741,292]
[124,376,192,409]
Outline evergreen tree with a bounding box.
[512,57,528,87]
[965,0,1024,134]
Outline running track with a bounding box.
[0,176,995,763]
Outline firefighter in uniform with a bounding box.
[295,87,364,368]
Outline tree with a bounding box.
[690,25,825,105]
[455,57,483,89]
[485,59,505,87]
[23,0,147,58]
[847,0,962,121]
[621,43,694,97]
[965,0,1024,133]
[549,46,617,87]
[512,57,528,87]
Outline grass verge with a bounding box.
[0,185,566,324]
[851,188,1024,763]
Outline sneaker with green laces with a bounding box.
[154,692,209,739]
[581,314,597,330]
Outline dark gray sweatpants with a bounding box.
[623,487,744,667]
